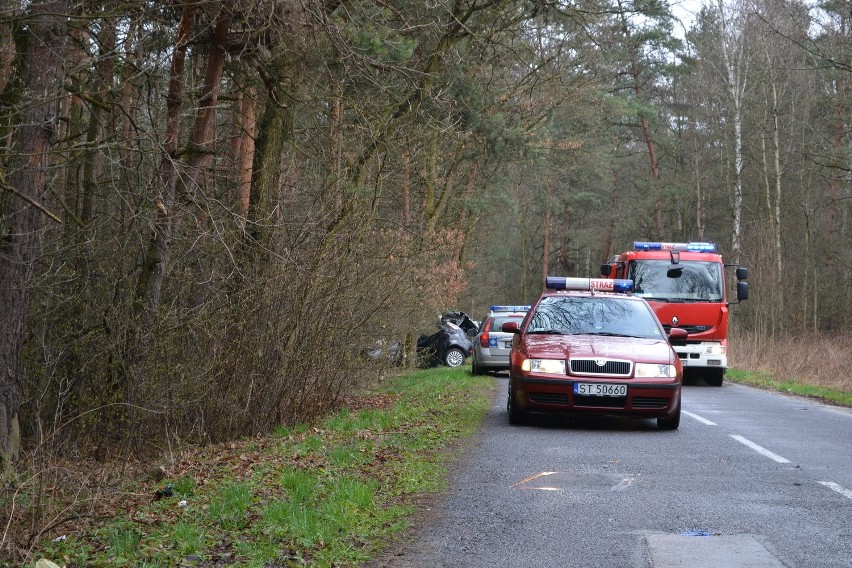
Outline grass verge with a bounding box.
[22,367,494,567]
[726,368,852,407]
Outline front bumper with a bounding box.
[511,375,680,417]
[674,341,727,369]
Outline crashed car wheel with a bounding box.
[443,347,465,368]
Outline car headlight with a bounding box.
[705,344,726,355]
[634,363,677,378]
[521,359,566,374]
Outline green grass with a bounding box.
[31,366,493,567]
[727,369,852,407]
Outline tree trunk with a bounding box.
[401,139,411,226]
[232,85,258,225]
[542,177,552,287]
[0,0,68,466]
[135,0,197,317]
[717,0,746,263]
[691,117,703,240]
[0,0,17,96]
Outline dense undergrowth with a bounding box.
[7,368,493,567]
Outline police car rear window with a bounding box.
[491,315,524,332]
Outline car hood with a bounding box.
[520,334,674,364]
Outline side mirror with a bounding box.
[736,267,749,280]
[737,281,749,302]
[600,264,612,277]
[668,327,688,341]
[502,321,520,334]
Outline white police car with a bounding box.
[471,305,531,375]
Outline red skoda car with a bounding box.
[504,277,686,430]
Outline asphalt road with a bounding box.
[366,377,852,568]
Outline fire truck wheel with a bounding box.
[706,368,724,387]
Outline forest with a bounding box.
[0,0,849,471]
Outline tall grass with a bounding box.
[730,331,851,393]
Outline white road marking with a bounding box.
[729,435,791,464]
[818,481,852,500]
[684,410,717,425]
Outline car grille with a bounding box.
[530,392,569,405]
[631,397,670,408]
[573,395,626,408]
[570,359,632,377]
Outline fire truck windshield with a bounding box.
[628,260,723,302]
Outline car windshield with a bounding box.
[527,296,663,339]
[628,260,723,302]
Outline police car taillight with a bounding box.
[479,319,492,348]
[633,241,716,253]
[545,277,633,292]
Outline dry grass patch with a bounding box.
[730,331,852,393]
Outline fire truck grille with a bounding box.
[663,325,710,334]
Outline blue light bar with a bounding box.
[633,241,716,253]
[489,305,531,312]
[545,277,633,293]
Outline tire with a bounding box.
[471,355,484,375]
[507,379,527,425]
[443,347,465,368]
[657,393,681,430]
[706,368,724,387]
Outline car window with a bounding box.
[527,297,663,339]
[490,315,524,331]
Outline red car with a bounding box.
[504,277,686,430]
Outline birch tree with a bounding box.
[716,0,750,263]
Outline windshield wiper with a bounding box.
[585,332,638,338]
[527,329,563,335]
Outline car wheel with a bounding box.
[657,394,681,430]
[507,379,527,425]
[706,368,724,387]
[471,355,484,375]
[443,347,465,367]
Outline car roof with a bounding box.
[488,305,531,315]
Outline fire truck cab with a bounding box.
[601,242,748,386]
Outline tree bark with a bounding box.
[0,0,68,466]
[232,85,258,225]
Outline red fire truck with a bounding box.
[601,242,748,386]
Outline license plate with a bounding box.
[574,383,627,396]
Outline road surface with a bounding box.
[366,379,852,568]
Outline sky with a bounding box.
[669,0,706,37]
